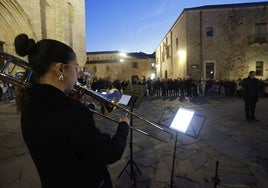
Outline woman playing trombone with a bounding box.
[14,33,129,188]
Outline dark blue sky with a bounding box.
[85,0,264,54]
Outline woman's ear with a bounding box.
[53,62,64,75]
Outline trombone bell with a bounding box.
[0,52,32,88]
[98,88,121,115]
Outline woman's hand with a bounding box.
[67,87,86,103]
[119,116,130,125]
[85,101,96,110]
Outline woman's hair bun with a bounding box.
[14,34,35,57]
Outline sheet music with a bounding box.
[118,94,131,106]
[170,107,195,133]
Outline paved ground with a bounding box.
[0,96,267,188]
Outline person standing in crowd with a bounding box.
[0,81,3,102]
[8,82,15,102]
[242,71,260,122]
[235,78,242,97]
[14,33,130,188]
[1,83,8,102]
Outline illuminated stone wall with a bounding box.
[85,51,155,81]
[0,0,86,66]
[156,2,268,80]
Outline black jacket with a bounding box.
[21,84,129,188]
[242,77,259,102]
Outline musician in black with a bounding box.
[242,71,260,122]
[14,33,129,188]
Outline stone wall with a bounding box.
[155,32,172,79]
[85,52,155,81]
[0,0,86,66]
[172,13,187,79]
[156,2,268,80]
[198,6,268,80]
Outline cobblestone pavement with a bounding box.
[0,96,267,188]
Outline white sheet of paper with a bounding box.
[170,107,194,133]
[118,94,131,106]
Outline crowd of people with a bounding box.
[0,81,15,102]
[1,75,267,103]
[79,76,267,99]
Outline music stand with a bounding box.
[158,106,206,188]
[117,84,147,187]
[118,94,132,106]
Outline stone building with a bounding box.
[85,51,156,82]
[156,2,268,80]
[0,0,86,67]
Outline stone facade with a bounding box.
[0,0,86,66]
[85,51,156,81]
[156,2,268,80]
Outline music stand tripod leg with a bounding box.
[170,132,178,188]
[117,160,130,178]
[117,106,142,186]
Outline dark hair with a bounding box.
[14,33,77,112]
[249,71,255,75]
[15,34,76,79]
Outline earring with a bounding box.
[59,74,64,81]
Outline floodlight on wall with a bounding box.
[177,50,186,59]
[119,52,127,57]
[150,73,156,80]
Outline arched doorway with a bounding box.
[0,1,36,54]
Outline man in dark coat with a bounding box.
[242,71,260,122]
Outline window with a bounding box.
[255,23,267,43]
[106,66,110,71]
[68,3,74,47]
[161,49,165,62]
[0,41,4,52]
[206,27,213,37]
[165,70,168,79]
[132,62,138,68]
[205,62,215,79]
[93,66,97,73]
[256,61,264,76]
[86,57,90,64]
[0,41,4,67]
[176,38,179,51]
[166,45,170,58]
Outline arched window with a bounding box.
[68,3,74,47]
[132,62,138,68]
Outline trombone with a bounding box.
[72,84,172,142]
[0,52,172,143]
